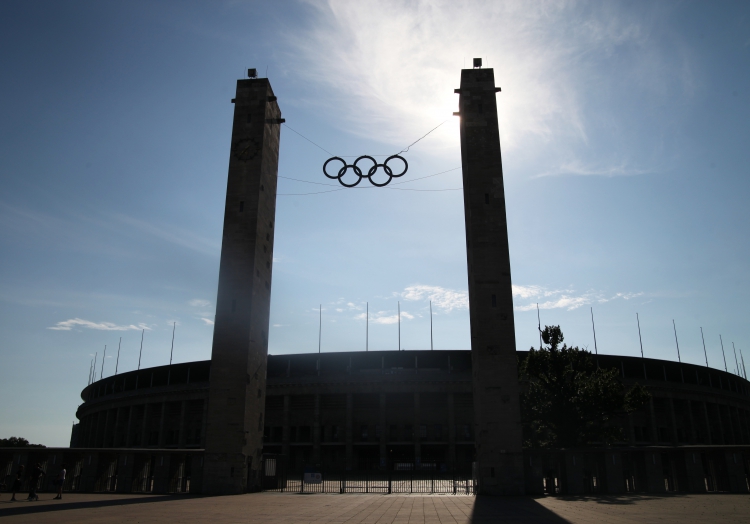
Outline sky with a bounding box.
[1,0,749,446]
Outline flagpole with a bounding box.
[673,320,684,383]
[115,337,122,375]
[590,307,598,355]
[137,329,144,370]
[318,305,322,354]
[430,300,433,351]
[398,301,401,351]
[168,322,175,385]
[700,327,709,368]
[636,313,646,380]
[536,303,542,350]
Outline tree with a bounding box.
[0,436,45,448]
[520,326,650,448]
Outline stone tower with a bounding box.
[456,64,524,494]
[203,74,282,494]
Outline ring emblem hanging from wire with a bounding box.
[323,155,408,187]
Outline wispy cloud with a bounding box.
[355,310,415,325]
[513,285,643,311]
[189,299,211,308]
[48,318,151,331]
[0,201,219,258]
[200,318,214,326]
[111,214,219,256]
[287,0,676,159]
[400,285,468,312]
[533,161,651,178]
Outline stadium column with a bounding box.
[457,66,524,494]
[140,405,150,448]
[282,395,290,460]
[379,393,387,467]
[203,75,282,494]
[346,393,353,468]
[447,393,456,468]
[313,394,321,463]
[414,392,421,464]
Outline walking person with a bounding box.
[53,464,67,499]
[26,463,44,501]
[9,464,24,502]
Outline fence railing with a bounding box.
[261,459,475,495]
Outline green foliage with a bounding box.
[0,436,45,448]
[520,326,650,449]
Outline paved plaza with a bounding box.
[0,492,748,523]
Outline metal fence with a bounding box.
[261,457,475,495]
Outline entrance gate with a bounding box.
[260,455,475,494]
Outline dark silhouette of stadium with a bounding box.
[3,64,749,496]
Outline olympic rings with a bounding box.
[323,154,408,187]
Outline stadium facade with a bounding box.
[3,350,750,494]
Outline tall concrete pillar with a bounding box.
[203,73,282,494]
[456,63,524,494]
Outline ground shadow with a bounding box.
[470,495,573,523]
[0,494,186,517]
[555,493,693,506]
[555,492,743,506]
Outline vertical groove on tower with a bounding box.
[203,77,281,494]
[458,67,524,494]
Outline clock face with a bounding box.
[232,137,260,162]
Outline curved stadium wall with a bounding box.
[5,349,749,495]
[72,350,750,464]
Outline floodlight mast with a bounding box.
[636,313,646,379]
